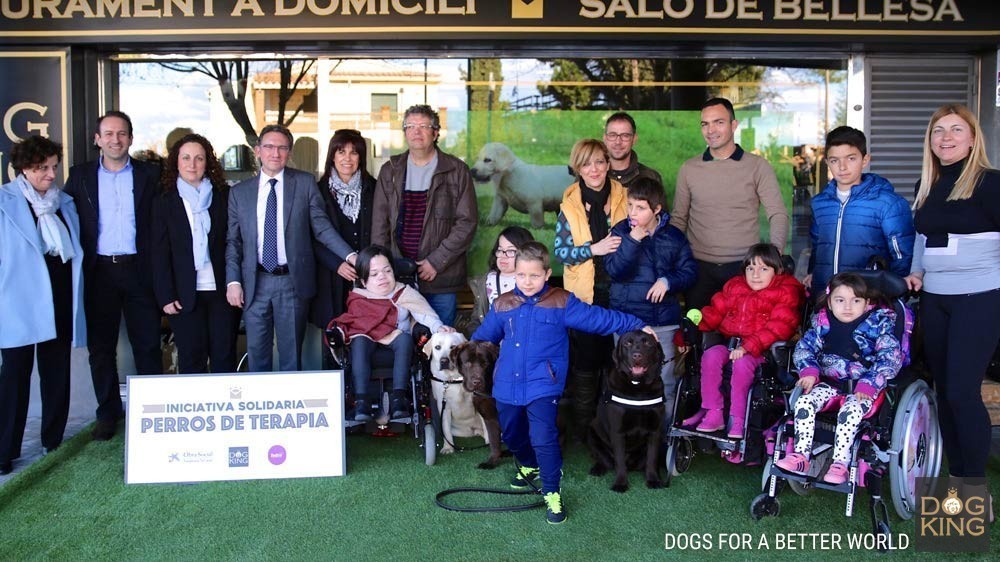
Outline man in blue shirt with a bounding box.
[64,111,162,441]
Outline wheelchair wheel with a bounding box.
[888,379,942,520]
[750,493,780,520]
[665,436,694,479]
[424,423,437,466]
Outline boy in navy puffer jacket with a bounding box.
[472,241,651,525]
[806,126,914,297]
[606,178,697,421]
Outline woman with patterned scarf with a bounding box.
[312,129,378,332]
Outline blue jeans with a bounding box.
[422,292,457,327]
[497,396,562,493]
[350,332,413,397]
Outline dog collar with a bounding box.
[611,395,664,407]
[431,374,463,384]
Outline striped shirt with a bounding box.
[399,190,427,259]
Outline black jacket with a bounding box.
[310,173,376,328]
[150,186,230,311]
[63,158,160,285]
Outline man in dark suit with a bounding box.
[226,124,356,372]
[64,111,162,441]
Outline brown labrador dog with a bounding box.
[450,341,505,469]
[588,330,667,492]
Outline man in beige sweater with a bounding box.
[670,98,789,309]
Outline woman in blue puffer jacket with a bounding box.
[806,126,915,297]
[605,178,697,418]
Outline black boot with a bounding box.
[353,398,372,422]
[390,389,410,419]
[573,369,600,442]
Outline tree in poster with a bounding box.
[539,59,766,110]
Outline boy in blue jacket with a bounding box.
[605,178,697,423]
[471,241,652,525]
[805,126,914,296]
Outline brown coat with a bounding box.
[372,149,478,294]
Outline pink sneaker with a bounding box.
[681,409,706,428]
[774,452,810,474]
[727,416,745,439]
[822,462,850,484]
[696,409,725,432]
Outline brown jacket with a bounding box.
[372,149,478,294]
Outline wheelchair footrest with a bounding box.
[670,426,740,446]
[770,466,856,494]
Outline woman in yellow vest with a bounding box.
[553,139,628,440]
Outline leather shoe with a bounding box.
[91,419,117,441]
[0,461,12,475]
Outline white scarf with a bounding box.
[16,175,74,263]
[328,170,362,223]
[176,177,214,270]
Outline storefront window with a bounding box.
[120,57,846,275]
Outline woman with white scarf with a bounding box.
[311,129,378,332]
[0,135,85,475]
[151,134,238,374]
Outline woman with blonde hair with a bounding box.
[904,104,1000,482]
[553,138,628,440]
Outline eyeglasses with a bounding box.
[494,249,518,258]
[259,144,291,153]
[604,132,635,142]
[403,123,438,132]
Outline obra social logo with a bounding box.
[228,446,250,468]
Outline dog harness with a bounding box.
[609,395,664,408]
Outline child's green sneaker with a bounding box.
[544,491,567,524]
[509,465,540,490]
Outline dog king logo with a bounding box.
[511,0,543,19]
[228,447,250,468]
[915,477,989,552]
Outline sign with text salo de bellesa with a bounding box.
[125,371,345,484]
[0,1,997,45]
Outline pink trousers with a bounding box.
[700,344,765,418]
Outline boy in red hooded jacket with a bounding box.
[681,243,804,438]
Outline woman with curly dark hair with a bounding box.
[0,135,85,475]
[151,133,238,373]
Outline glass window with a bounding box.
[120,56,846,275]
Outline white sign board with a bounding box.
[125,371,345,484]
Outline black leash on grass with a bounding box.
[434,460,547,513]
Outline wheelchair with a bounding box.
[750,270,942,545]
[663,317,796,486]
[322,258,440,465]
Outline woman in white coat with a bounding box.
[0,135,86,475]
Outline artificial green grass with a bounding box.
[1,426,996,561]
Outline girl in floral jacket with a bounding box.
[682,244,804,438]
[776,272,902,484]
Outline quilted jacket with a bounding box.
[699,273,804,357]
[808,173,914,294]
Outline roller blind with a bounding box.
[865,56,976,202]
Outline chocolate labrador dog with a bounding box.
[451,341,505,469]
[588,330,667,492]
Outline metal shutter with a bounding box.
[865,56,976,202]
